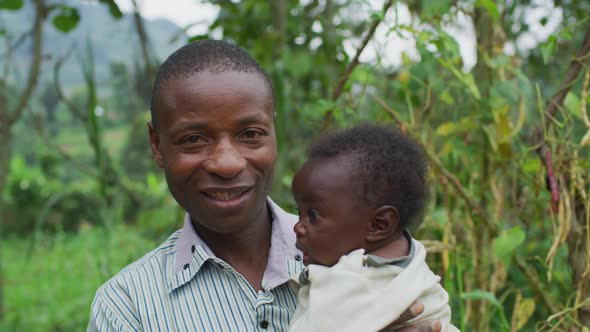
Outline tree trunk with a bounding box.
[569,192,590,327]
[472,6,506,331]
[0,126,11,321]
[0,0,45,320]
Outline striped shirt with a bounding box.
[88,198,304,332]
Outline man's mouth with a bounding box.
[203,191,246,200]
[201,187,253,201]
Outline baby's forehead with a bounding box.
[295,154,360,190]
[306,152,362,173]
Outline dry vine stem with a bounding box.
[580,68,590,146]
[546,178,572,280]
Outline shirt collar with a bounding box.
[168,197,303,293]
[364,229,416,268]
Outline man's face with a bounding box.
[292,155,372,266]
[149,71,276,234]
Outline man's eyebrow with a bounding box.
[169,121,208,133]
[236,113,272,126]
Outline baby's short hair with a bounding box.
[308,124,428,229]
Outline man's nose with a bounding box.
[202,139,247,179]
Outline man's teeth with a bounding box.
[207,191,243,200]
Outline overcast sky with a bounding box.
[113,0,562,71]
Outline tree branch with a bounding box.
[372,94,494,231]
[529,23,590,219]
[542,24,590,131]
[53,45,86,121]
[0,27,33,60]
[320,0,395,131]
[514,255,561,315]
[132,0,154,79]
[8,0,45,126]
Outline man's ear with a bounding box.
[148,122,164,169]
[366,205,400,243]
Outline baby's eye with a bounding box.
[308,209,320,224]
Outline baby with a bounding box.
[289,124,458,332]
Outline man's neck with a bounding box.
[193,207,273,291]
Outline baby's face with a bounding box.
[292,155,373,266]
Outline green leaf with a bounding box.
[476,0,500,22]
[421,0,452,18]
[492,226,525,266]
[438,58,480,100]
[521,157,541,174]
[439,90,454,105]
[435,122,456,136]
[188,34,209,43]
[513,298,536,331]
[52,6,80,33]
[461,290,511,332]
[483,125,498,151]
[564,92,581,119]
[461,290,503,308]
[0,0,23,10]
[493,106,512,141]
[540,36,556,64]
[370,12,383,21]
[99,0,123,18]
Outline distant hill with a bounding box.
[1,3,187,88]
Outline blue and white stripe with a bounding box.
[88,198,304,332]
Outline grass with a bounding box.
[1,224,156,331]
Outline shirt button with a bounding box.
[191,245,196,253]
[260,320,269,329]
[183,263,190,270]
[294,254,302,261]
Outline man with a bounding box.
[87,40,440,331]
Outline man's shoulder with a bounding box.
[95,229,182,296]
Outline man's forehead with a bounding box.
[158,71,272,105]
[162,70,271,95]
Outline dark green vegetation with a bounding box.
[1,0,590,331]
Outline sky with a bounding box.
[115,0,218,35]
[114,0,562,71]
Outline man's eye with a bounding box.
[240,130,263,139]
[182,135,205,144]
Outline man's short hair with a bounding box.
[308,124,429,229]
[150,40,273,129]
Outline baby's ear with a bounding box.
[366,205,399,242]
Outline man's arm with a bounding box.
[87,290,139,332]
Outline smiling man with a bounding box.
[87,40,440,332]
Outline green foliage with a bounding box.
[461,290,510,331]
[98,0,122,19]
[0,0,22,10]
[0,0,24,10]
[51,6,81,33]
[1,225,155,331]
[492,227,526,266]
